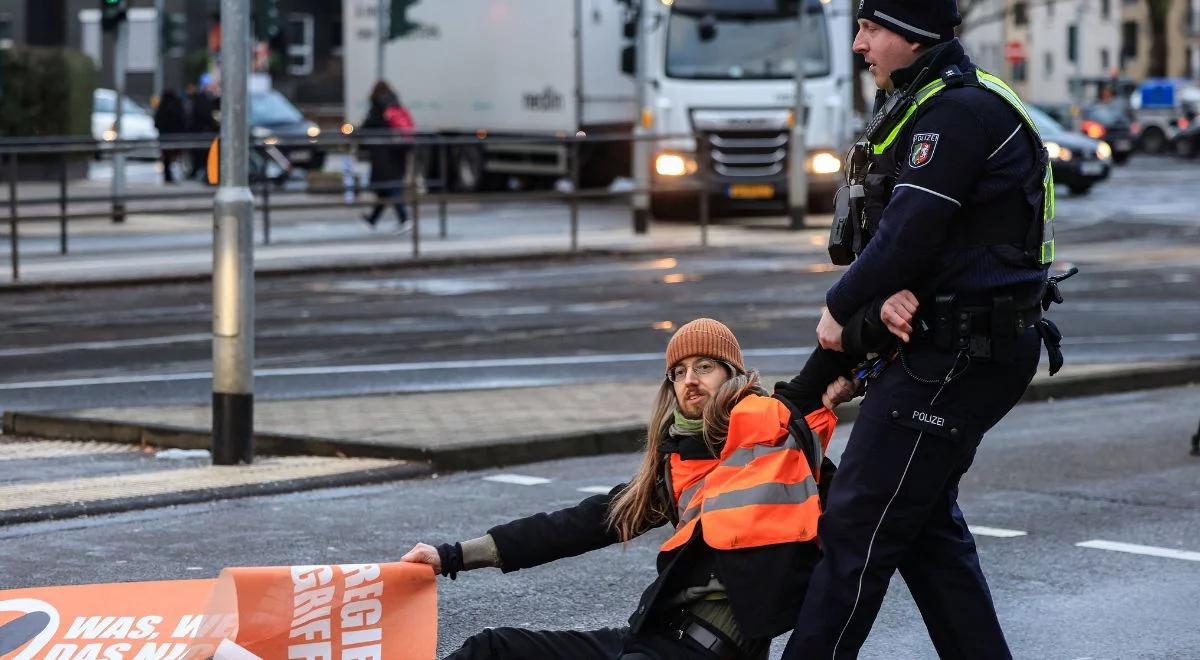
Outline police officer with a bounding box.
[784,1,1064,658]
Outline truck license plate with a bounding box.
[1080,162,1105,176]
[728,184,775,200]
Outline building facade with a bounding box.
[0,0,343,114]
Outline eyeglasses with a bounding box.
[666,359,723,383]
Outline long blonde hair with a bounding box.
[605,366,765,542]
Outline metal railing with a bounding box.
[0,129,766,281]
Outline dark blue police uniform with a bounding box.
[784,5,1063,658]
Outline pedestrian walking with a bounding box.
[785,1,1068,658]
[187,82,219,180]
[401,318,864,659]
[153,89,188,184]
[360,81,415,231]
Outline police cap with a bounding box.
[856,0,961,45]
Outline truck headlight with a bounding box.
[655,153,697,177]
[808,151,842,174]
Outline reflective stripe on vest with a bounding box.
[869,69,1055,266]
[660,397,838,552]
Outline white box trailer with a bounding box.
[343,0,636,189]
[343,0,853,217]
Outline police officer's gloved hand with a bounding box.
[435,542,465,580]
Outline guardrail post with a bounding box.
[7,153,18,281]
[569,138,580,252]
[59,153,69,255]
[697,136,709,248]
[438,142,448,239]
[410,182,420,258]
[260,178,271,245]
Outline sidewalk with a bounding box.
[3,359,1199,525]
[0,176,836,288]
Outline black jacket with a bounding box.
[825,39,1047,325]
[361,96,411,186]
[487,350,853,642]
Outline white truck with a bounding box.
[342,0,852,218]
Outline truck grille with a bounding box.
[706,131,788,178]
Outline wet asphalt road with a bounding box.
[1,157,1199,412]
[2,386,1197,658]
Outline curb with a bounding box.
[0,245,712,294]
[0,461,432,527]
[2,360,1197,526]
[7,359,1198,473]
[1,411,647,473]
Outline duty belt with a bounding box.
[923,292,1043,363]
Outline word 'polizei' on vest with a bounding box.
[661,396,837,552]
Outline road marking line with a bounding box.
[969,525,1029,538]
[482,474,551,486]
[0,346,815,391]
[577,486,615,495]
[1076,539,1200,562]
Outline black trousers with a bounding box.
[445,625,767,660]
[365,185,409,224]
[784,331,1040,659]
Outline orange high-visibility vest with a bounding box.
[660,395,837,552]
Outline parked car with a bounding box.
[1130,78,1200,154]
[248,89,325,171]
[1031,102,1136,165]
[1078,103,1136,164]
[1170,122,1200,158]
[91,88,159,159]
[1026,104,1112,195]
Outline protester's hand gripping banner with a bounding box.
[0,562,436,659]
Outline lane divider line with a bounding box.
[577,486,616,495]
[482,474,552,486]
[1076,539,1200,563]
[969,525,1029,538]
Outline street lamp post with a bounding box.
[377,0,389,82]
[631,0,650,234]
[1072,0,1086,129]
[787,1,808,230]
[212,0,256,465]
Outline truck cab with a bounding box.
[635,0,851,218]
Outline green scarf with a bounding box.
[672,409,704,436]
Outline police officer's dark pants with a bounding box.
[445,625,762,660]
[784,331,1040,659]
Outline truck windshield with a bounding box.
[665,11,830,80]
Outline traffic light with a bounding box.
[161,12,187,57]
[100,0,127,32]
[253,0,280,43]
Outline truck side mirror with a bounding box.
[698,14,717,42]
[621,45,636,76]
[623,17,637,40]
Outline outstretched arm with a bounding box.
[401,484,649,578]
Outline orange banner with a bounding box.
[0,562,436,660]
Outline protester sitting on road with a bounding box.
[360,81,415,232]
[401,317,882,659]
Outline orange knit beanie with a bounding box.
[665,318,745,373]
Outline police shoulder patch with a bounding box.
[909,132,940,169]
